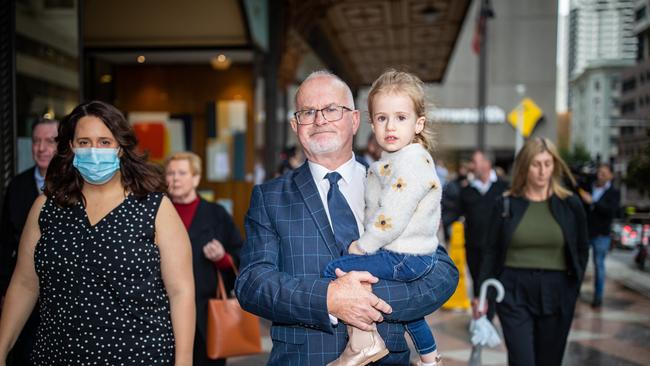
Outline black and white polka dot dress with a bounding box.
[32,192,175,365]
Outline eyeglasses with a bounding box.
[293,105,353,125]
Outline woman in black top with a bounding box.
[165,152,243,366]
[475,137,588,366]
[0,101,195,366]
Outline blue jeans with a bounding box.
[323,249,438,354]
[590,235,610,302]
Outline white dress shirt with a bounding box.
[470,169,498,195]
[308,154,366,325]
[308,154,366,236]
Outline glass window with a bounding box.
[15,1,79,137]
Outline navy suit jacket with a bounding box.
[236,163,458,365]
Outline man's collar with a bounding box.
[594,180,612,190]
[308,153,357,184]
[473,169,497,185]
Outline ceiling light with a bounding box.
[211,54,231,70]
[137,55,146,63]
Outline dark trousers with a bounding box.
[466,244,482,296]
[497,267,579,366]
[466,245,496,320]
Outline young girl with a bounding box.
[324,70,452,366]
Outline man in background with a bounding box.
[0,117,58,366]
[449,150,508,300]
[579,163,620,308]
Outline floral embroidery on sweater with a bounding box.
[374,215,393,231]
[357,143,441,255]
[380,163,392,176]
[392,178,407,192]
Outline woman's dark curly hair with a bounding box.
[44,100,166,207]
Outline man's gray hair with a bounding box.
[474,149,495,166]
[295,70,355,109]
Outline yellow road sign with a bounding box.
[507,97,543,138]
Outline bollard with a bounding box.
[442,221,471,310]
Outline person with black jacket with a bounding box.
[0,117,57,366]
[475,137,588,366]
[165,151,243,366]
[578,163,620,308]
[449,150,508,298]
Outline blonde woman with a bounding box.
[475,137,588,366]
[165,152,242,366]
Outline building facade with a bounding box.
[570,60,634,162]
[619,0,650,175]
[568,0,638,161]
[569,0,637,80]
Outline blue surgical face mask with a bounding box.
[72,147,121,185]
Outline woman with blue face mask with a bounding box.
[0,101,195,366]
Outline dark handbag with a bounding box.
[206,265,262,359]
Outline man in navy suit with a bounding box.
[0,117,58,366]
[235,71,458,365]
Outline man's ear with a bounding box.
[351,110,361,134]
[290,118,298,134]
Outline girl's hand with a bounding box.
[202,239,226,261]
[348,241,365,255]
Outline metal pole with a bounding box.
[477,0,489,151]
[515,84,526,157]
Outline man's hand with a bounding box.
[202,239,226,261]
[326,268,392,331]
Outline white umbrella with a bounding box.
[468,278,505,366]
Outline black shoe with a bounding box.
[591,299,602,308]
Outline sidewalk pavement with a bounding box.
[229,249,650,366]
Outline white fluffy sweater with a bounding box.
[356,143,442,255]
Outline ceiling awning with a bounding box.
[284,0,471,88]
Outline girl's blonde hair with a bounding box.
[367,69,435,153]
[509,137,576,199]
[165,151,202,177]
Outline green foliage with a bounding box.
[560,142,592,167]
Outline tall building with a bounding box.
[568,0,637,161]
[619,0,650,179]
[569,0,637,80]
[570,59,633,162]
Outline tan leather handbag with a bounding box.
[206,266,262,359]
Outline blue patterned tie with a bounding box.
[325,172,359,251]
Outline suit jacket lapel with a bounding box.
[293,163,342,258]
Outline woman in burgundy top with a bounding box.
[165,152,243,366]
